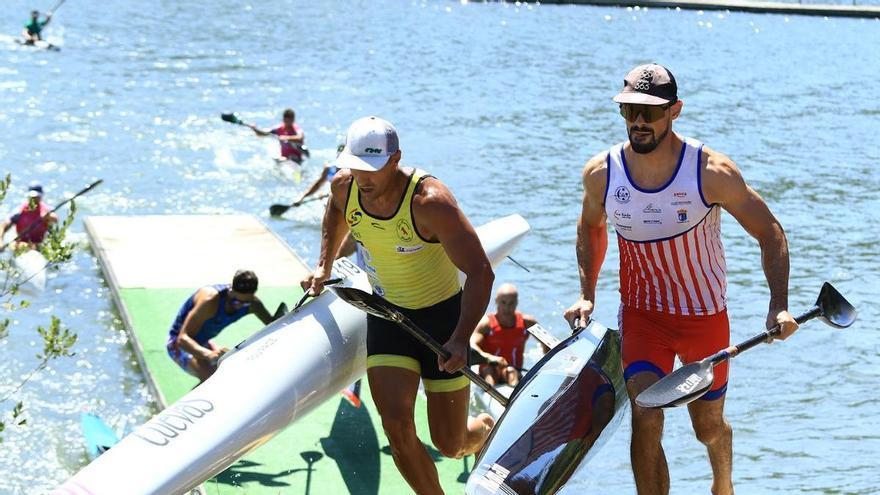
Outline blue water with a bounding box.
[1,0,878,493]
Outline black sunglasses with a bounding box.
[619,102,673,123]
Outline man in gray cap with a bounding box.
[564,64,797,495]
[301,116,496,493]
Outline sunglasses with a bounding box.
[619,103,672,123]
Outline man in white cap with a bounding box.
[301,116,496,494]
[0,183,58,252]
[564,64,797,495]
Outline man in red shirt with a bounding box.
[249,108,307,164]
[0,184,58,252]
[471,283,547,387]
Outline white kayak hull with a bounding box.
[53,214,530,495]
[12,249,48,296]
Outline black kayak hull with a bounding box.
[467,320,627,495]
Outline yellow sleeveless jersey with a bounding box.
[345,169,461,309]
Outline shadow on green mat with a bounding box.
[213,459,298,488]
[321,398,381,495]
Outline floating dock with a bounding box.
[540,0,880,19]
[85,214,469,494]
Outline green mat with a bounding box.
[119,286,470,494]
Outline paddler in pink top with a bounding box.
[249,108,308,164]
[0,183,58,252]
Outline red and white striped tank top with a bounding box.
[604,138,727,316]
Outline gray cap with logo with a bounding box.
[334,116,400,172]
[613,64,678,105]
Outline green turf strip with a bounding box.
[119,286,470,494]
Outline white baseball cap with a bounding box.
[334,116,400,172]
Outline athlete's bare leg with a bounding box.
[627,372,670,495]
[688,396,734,495]
[368,366,443,495]
[427,385,494,458]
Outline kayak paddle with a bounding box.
[269,193,329,217]
[636,282,857,409]
[328,284,510,407]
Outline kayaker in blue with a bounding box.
[22,9,53,44]
[166,270,275,382]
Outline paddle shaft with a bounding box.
[10,179,102,245]
[271,193,328,215]
[708,305,822,365]
[50,0,66,12]
[387,310,509,406]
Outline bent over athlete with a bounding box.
[564,64,798,495]
[302,116,495,494]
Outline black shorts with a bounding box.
[366,292,470,393]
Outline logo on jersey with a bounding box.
[347,210,363,227]
[396,219,414,242]
[370,222,385,230]
[613,210,632,221]
[642,203,662,214]
[673,191,688,198]
[396,244,424,254]
[614,186,631,204]
[677,209,689,223]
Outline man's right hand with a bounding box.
[564,298,595,331]
[490,356,509,368]
[300,269,330,297]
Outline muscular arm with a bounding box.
[414,178,495,370]
[469,317,497,361]
[250,298,275,325]
[309,172,352,288]
[565,153,609,327]
[176,289,219,360]
[701,148,796,337]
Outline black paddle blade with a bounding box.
[328,285,394,320]
[220,112,241,125]
[273,303,288,319]
[635,360,715,409]
[816,282,857,329]
[269,204,291,217]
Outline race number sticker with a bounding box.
[332,257,362,280]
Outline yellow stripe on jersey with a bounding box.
[345,169,461,309]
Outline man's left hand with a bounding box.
[768,309,798,340]
[438,337,469,373]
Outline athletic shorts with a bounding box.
[366,291,470,393]
[166,336,216,375]
[620,305,730,400]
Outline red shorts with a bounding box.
[620,305,730,400]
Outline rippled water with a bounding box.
[1,0,878,493]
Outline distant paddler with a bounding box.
[301,116,496,494]
[294,143,344,206]
[248,108,308,164]
[0,183,58,252]
[21,8,54,45]
[564,63,797,495]
[166,270,278,382]
[470,283,548,388]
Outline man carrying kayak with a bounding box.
[22,9,53,44]
[301,116,495,494]
[0,184,58,252]
[249,108,308,164]
[471,283,548,387]
[564,63,798,495]
[167,270,276,382]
